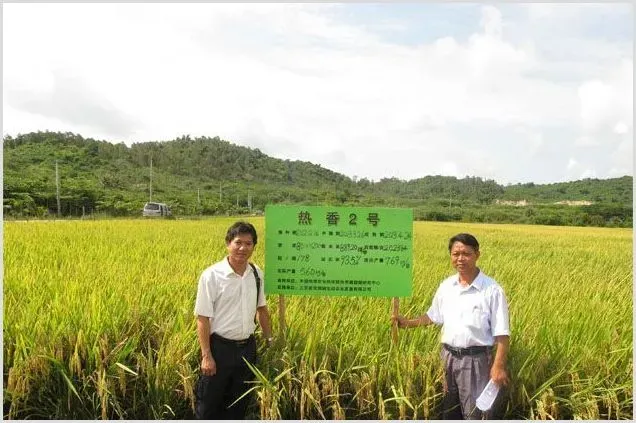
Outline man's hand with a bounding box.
[391,315,409,329]
[396,315,409,329]
[491,335,510,386]
[393,314,431,329]
[201,354,216,376]
[490,363,509,387]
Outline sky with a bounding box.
[3,2,633,185]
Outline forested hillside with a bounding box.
[3,131,632,227]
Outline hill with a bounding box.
[3,131,632,227]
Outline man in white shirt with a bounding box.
[394,233,510,419]
[194,221,273,419]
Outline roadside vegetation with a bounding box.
[3,131,632,227]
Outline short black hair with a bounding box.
[225,221,258,245]
[448,233,479,252]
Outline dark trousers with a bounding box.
[195,333,257,420]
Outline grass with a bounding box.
[3,218,632,419]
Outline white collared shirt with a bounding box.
[426,271,510,348]
[194,257,267,340]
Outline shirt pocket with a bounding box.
[462,304,490,329]
[217,278,240,301]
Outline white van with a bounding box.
[143,202,172,217]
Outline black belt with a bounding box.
[443,343,492,357]
[211,333,254,347]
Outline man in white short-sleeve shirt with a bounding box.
[394,233,510,419]
[193,221,273,420]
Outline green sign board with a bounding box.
[265,205,413,297]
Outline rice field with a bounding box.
[3,218,633,419]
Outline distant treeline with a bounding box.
[3,131,632,227]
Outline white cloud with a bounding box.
[2,3,632,184]
[580,168,598,180]
[614,122,628,135]
[565,158,598,182]
[578,80,613,131]
[441,161,460,178]
[609,136,634,178]
[434,37,458,55]
[567,158,578,171]
[525,3,554,20]
[577,61,631,136]
[575,136,598,147]
[480,5,503,39]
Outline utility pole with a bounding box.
[248,190,252,213]
[55,161,61,217]
[197,188,201,205]
[219,183,222,202]
[149,157,153,202]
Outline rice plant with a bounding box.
[3,219,632,419]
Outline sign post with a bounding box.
[278,296,286,343]
[391,297,400,344]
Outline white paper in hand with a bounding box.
[476,379,499,411]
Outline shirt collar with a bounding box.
[219,256,236,277]
[452,270,484,291]
[472,271,484,290]
[219,256,253,277]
